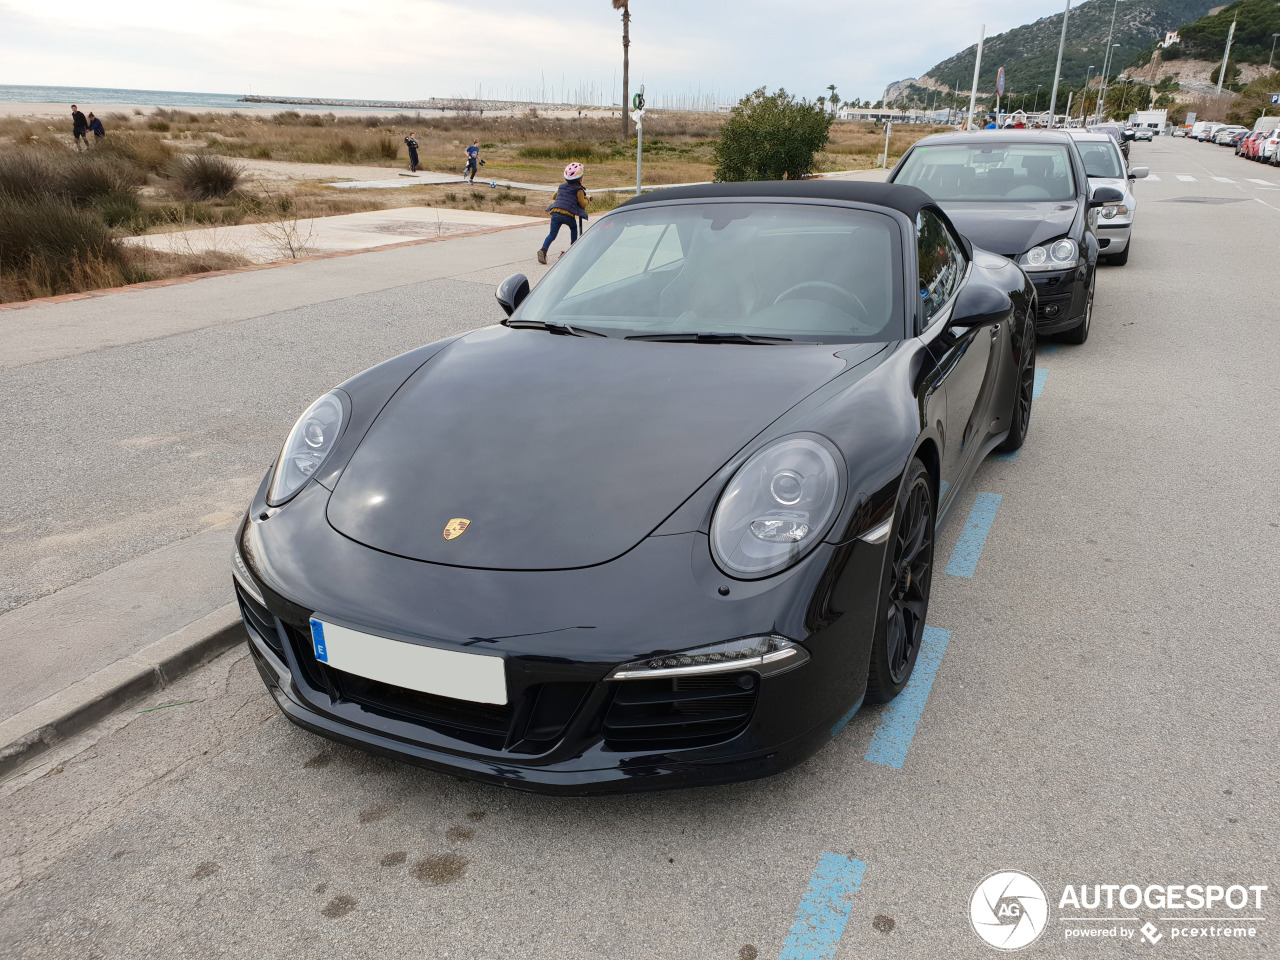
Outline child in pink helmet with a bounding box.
[537,163,590,264]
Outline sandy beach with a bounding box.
[0,101,624,121]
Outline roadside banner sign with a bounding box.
[1186,112,1196,125]
[997,67,1006,96]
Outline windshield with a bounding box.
[895,142,1077,202]
[515,202,904,342]
[1076,141,1125,179]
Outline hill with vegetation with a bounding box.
[1144,0,1280,68]
[902,0,1217,100]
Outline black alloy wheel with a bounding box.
[866,459,935,702]
[1058,266,1095,344]
[996,314,1035,452]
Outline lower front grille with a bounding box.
[236,583,284,657]
[333,669,514,750]
[603,673,758,751]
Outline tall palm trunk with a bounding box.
[614,0,630,140]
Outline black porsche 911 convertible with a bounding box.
[233,181,1037,794]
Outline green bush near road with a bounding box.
[1226,70,1280,127]
[713,87,834,181]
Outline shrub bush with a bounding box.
[0,196,125,299]
[168,154,244,200]
[713,87,833,181]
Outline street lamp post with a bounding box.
[1269,33,1279,71]
[1047,0,1073,129]
[1095,0,1123,123]
[1034,84,1043,120]
[1082,66,1094,122]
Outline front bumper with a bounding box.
[1024,263,1090,334]
[234,482,886,794]
[1096,221,1132,254]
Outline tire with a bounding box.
[996,313,1035,453]
[865,458,935,703]
[1106,241,1130,266]
[1057,266,1095,345]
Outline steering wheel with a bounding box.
[773,281,869,322]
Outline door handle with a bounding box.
[991,324,1000,339]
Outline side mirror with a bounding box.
[948,281,1010,328]
[495,273,530,317]
[1128,166,1149,180]
[1089,185,1124,209]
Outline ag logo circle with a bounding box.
[969,870,1049,950]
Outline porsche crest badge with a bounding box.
[443,518,471,541]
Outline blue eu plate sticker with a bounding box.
[310,619,328,662]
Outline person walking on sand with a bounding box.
[536,162,589,265]
[404,132,420,173]
[87,112,105,145]
[465,140,481,183]
[71,105,88,150]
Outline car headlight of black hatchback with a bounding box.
[710,436,844,579]
[1018,238,1078,271]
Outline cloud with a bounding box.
[0,0,1073,103]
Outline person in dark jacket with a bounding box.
[71,105,88,150]
[404,133,419,173]
[537,162,589,265]
[87,113,105,144]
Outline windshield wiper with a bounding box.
[503,319,608,337]
[624,332,793,344]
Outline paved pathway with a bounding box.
[123,206,540,263]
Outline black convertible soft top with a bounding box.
[619,180,935,218]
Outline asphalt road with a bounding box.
[3,136,1279,959]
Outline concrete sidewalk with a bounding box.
[123,206,540,264]
[0,221,555,771]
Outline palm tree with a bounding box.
[827,84,839,113]
[613,0,631,139]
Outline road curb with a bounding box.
[0,603,247,780]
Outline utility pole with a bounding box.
[1047,0,1073,129]
[1083,66,1094,123]
[1096,0,1123,124]
[1270,33,1280,71]
[1216,17,1236,96]
[967,25,986,131]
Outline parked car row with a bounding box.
[1188,120,1280,165]
[1236,127,1280,164]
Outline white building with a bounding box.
[1159,31,1181,49]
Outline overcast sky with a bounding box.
[1,0,1071,104]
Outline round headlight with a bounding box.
[1100,205,1117,219]
[711,437,843,579]
[1025,246,1048,266]
[1050,239,1077,263]
[268,391,347,506]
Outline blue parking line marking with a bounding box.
[1032,369,1048,399]
[991,449,1019,462]
[777,853,868,960]
[864,626,952,769]
[945,492,1002,578]
[1038,343,1059,355]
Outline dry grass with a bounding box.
[0,108,945,302]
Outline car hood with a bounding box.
[327,326,864,570]
[937,200,1079,258]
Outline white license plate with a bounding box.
[309,618,507,705]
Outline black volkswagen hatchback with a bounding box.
[234,182,1037,794]
[889,131,1123,344]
